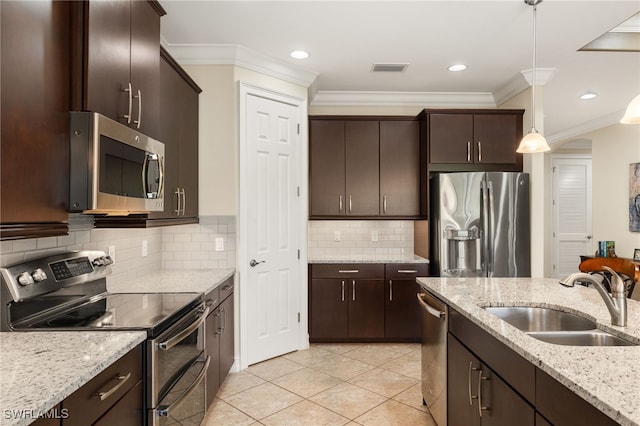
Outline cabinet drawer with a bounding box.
[310,263,384,279]
[63,345,142,426]
[448,308,535,404]
[219,276,234,301]
[384,263,428,278]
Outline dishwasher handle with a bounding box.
[417,293,446,319]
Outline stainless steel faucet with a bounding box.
[559,266,627,326]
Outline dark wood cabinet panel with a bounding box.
[345,121,379,216]
[448,335,534,426]
[205,304,221,407]
[309,116,424,219]
[309,120,346,216]
[220,293,235,379]
[348,279,384,338]
[429,114,474,164]
[422,109,524,172]
[384,279,421,339]
[0,1,70,239]
[380,120,421,217]
[309,278,349,339]
[93,380,143,426]
[81,0,163,139]
[205,280,234,407]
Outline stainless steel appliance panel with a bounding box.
[485,172,530,277]
[418,290,447,426]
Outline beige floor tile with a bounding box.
[283,346,339,367]
[354,400,437,426]
[272,367,343,398]
[380,350,422,380]
[261,400,350,426]
[312,343,361,354]
[224,382,303,420]
[348,368,418,398]
[246,356,306,381]
[342,345,407,366]
[392,383,428,412]
[203,398,256,425]
[310,382,387,420]
[217,371,267,400]
[312,354,375,381]
[376,343,421,355]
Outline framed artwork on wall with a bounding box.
[634,249,640,261]
[630,163,640,232]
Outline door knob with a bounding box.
[586,235,593,240]
[249,259,265,267]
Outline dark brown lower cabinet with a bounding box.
[348,279,384,338]
[384,263,428,340]
[309,278,349,339]
[31,404,62,426]
[205,278,235,407]
[448,335,534,426]
[93,380,142,426]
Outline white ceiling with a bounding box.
[159,0,640,144]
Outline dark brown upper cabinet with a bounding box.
[420,109,524,172]
[73,0,165,140]
[309,116,424,219]
[1,1,71,240]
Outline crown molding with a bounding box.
[310,91,496,108]
[546,109,625,144]
[493,73,530,106]
[520,68,557,86]
[162,43,319,88]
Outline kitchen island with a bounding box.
[417,276,640,425]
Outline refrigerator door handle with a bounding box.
[481,180,490,276]
[487,180,496,276]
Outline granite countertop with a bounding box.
[417,276,640,426]
[0,331,146,426]
[308,255,428,264]
[108,268,235,294]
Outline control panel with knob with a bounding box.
[17,272,35,286]
[31,268,48,282]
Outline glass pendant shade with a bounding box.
[620,93,640,124]
[516,130,550,153]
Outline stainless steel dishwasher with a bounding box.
[417,290,447,426]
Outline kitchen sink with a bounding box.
[527,331,636,347]
[484,306,596,332]
[484,306,637,347]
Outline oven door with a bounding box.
[148,303,208,425]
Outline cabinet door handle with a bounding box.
[96,372,131,401]
[349,195,352,214]
[175,188,182,215]
[181,188,186,216]
[352,280,356,301]
[477,141,482,162]
[468,362,479,406]
[122,82,132,124]
[341,280,345,301]
[389,280,393,301]
[338,269,359,274]
[134,89,142,129]
[467,141,471,162]
[397,269,418,274]
[478,370,490,417]
[339,195,343,213]
[383,195,387,214]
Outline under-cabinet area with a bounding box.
[308,262,428,342]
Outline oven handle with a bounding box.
[157,306,209,351]
[157,355,210,418]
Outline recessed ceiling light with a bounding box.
[580,92,598,100]
[448,64,467,72]
[290,50,309,59]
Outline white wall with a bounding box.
[584,123,640,258]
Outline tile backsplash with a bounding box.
[308,220,414,260]
[0,215,236,286]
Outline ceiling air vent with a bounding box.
[371,63,409,72]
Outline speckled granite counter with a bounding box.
[108,268,235,294]
[0,331,146,426]
[308,255,428,264]
[417,276,640,425]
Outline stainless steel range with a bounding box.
[0,251,209,425]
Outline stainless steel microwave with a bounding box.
[69,112,164,214]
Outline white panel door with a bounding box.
[552,156,593,278]
[246,94,300,365]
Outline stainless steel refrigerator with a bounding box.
[430,172,530,277]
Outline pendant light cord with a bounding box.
[531,4,538,133]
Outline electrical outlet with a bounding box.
[371,230,379,242]
[142,240,148,257]
[215,237,224,252]
[108,245,116,262]
[334,231,341,242]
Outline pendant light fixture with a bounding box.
[517,0,551,153]
[620,93,640,124]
